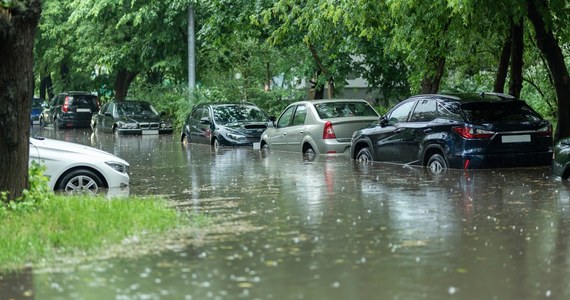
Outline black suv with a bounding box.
[40,91,100,129]
[351,93,553,173]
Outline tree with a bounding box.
[0,0,42,200]
[526,0,570,140]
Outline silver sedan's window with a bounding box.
[277,105,295,128]
[291,105,307,126]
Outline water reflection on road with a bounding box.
[8,128,570,299]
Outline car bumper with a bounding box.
[317,140,351,155]
[448,151,553,169]
[59,117,92,128]
[117,129,174,135]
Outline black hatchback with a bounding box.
[351,93,553,173]
[40,91,100,129]
[181,103,270,151]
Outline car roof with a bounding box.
[408,92,521,104]
[194,102,259,108]
[289,99,370,105]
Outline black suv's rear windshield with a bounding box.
[461,101,543,123]
[315,102,378,119]
[69,95,98,108]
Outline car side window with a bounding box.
[437,101,463,122]
[99,103,109,114]
[107,103,115,116]
[387,101,415,124]
[191,108,203,121]
[409,99,436,122]
[277,105,295,128]
[291,105,307,126]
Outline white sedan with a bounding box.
[29,137,130,193]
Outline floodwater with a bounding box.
[3,127,570,299]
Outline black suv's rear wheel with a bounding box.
[427,154,447,175]
[356,147,373,163]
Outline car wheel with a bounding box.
[182,135,190,145]
[261,142,269,151]
[212,138,220,152]
[57,169,104,194]
[356,147,373,163]
[427,153,447,175]
[303,146,316,161]
[91,121,96,131]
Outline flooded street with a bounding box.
[4,127,570,299]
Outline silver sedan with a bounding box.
[260,99,380,155]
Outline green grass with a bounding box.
[0,195,197,271]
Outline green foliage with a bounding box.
[0,161,53,216]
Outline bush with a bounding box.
[1,161,54,216]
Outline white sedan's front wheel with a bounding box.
[58,169,104,194]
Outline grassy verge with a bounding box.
[0,194,197,271]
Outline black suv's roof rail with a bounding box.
[478,92,516,100]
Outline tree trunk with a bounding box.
[527,0,570,141]
[421,56,446,94]
[509,19,524,98]
[0,1,42,201]
[494,34,511,93]
[114,68,137,101]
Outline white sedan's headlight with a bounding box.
[106,162,129,174]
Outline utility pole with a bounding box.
[188,4,196,97]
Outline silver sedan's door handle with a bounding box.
[299,131,304,134]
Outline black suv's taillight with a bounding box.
[452,126,494,139]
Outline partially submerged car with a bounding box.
[351,92,553,173]
[260,99,380,155]
[91,100,173,135]
[181,102,270,150]
[29,136,130,193]
[31,97,47,126]
[40,91,100,129]
[552,137,570,179]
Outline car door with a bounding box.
[370,100,417,162]
[189,107,210,144]
[286,104,308,152]
[43,95,61,125]
[398,98,437,163]
[102,103,116,132]
[269,105,296,152]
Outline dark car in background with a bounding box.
[552,137,570,179]
[351,92,553,173]
[91,100,173,135]
[40,91,99,129]
[31,97,47,126]
[181,103,270,151]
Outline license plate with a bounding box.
[502,134,531,143]
[76,108,91,112]
[142,130,159,135]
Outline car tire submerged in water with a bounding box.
[356,147,373,163]
[57,169,105,194]
[182,135,190,146]
[212,138,220,152]
[427,153,447,175]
